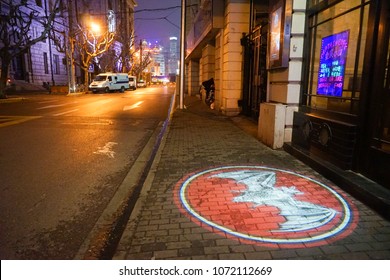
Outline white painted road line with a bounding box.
[37,101,78,110]
[37,104,68,110]
[38,100,59,104]
[52,109,79,116]
[123,101,143,111]
[93,142,118,158]
[94,99,113,105]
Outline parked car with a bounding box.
[128,75,137,90]
[137,80,147,88]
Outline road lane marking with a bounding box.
[123,101,143,111]
[37,104,66,109]
[0,116,41,127]
[94,99,112,105]
[37,101,78,110]
[38,100,59,104]
[49,99,112,116]
[52,109,79,116]
[93,142,117,158]
[61,120,114,125]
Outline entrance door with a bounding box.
[362,1,390,188]
[11,54,26,80]
[241,24,268,120]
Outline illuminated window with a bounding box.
[304,0,370,115]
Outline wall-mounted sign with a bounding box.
[270,6,283,62]
[174,165,358,248]
[268,0,292,69]
[317,30,350,97]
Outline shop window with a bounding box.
[379,42,390,151]
[305,1,369,115]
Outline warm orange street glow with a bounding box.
[90,22,101,35]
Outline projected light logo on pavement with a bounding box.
[174,165,358,248]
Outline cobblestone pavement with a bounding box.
[114,96,390,260]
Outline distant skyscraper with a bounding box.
[168,37,179,75]
[150,43,165,76]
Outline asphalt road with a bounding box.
[0,86,174,259]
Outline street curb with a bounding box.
[112,119,172,260]
[66,92,87,96]
[74,93,176,260]
[74,123,162,259]
[0,97,27,103]
[112,91,177,260]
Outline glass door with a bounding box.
[373,42,390,152]
[362,2,390,188]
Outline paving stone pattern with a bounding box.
[114,97,390,260]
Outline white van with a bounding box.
[89,73,129,93]
[128,75,137,90]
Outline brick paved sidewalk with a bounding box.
[114,96,390,260]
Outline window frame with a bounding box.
[302,0,371,117]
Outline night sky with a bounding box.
[134,0,181,44]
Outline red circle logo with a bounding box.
[174,165,358,248]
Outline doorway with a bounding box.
[360,0,390,188]
[241,23,268,120]
[11,54,26,80]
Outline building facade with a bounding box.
[3,0,137,89]
[2,0,69,88]
[67,0,137,85]
[289,0,390,189]
[168,37,179,76]
[185,0,389,196]
[186,0,245,116]
[150,43,166,77]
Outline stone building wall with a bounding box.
[261,0,306,145]
[29,40,68,86]
[219,0,250,116]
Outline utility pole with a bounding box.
[139,39,143,81]
[179,0,186,109]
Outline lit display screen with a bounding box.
[317,30,350,97]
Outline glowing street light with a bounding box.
[90,22,101,35]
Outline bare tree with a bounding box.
[94,33,152,81]
[130,51,152,79]
[93,28,138,75]
[74,24,115,90]
[0,0,62,98]
[96,44,119,73]
[113,33,135,74]
[51,6,116,91]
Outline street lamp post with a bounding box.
[179,0,186,109]
[140,40,143,81]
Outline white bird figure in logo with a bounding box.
[212,170,337,232]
